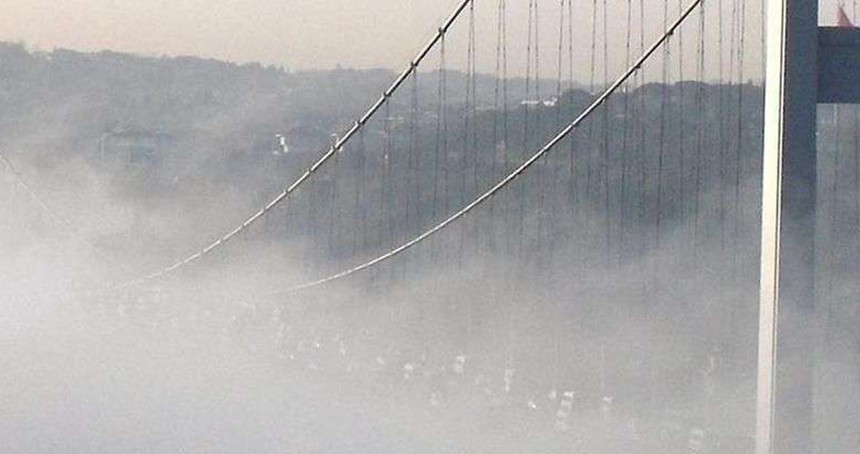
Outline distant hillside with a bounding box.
[0,41,772,268]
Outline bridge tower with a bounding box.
[758,1,860,453]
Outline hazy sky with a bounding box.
[6,0,848,79]
[1,0,473,70]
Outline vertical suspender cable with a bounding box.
[724,0,745,353]
[536,0,550,273]
[854,0,860,238]
[760,0,766,78]
[353,128,368,257]
[305,167,313,238]
[638,0,647,257]
[555,0,566,132]
[565,0,576,393]
[360,127,369,256]
[519,0,535,266]
[587,0,598,258]
[328,142,340,260]
[461,22,472,225]
[468,0,478,353]
[500,0,512,262]
[305,161,317,265]
[432,35,445,231]
[490,0,505,254]
[715,0,731,361]
[718,0,727,260]
[828,106,841,344]
[551,0,567,399]
[382,101,392,251]
[602,0,611,264]
[678,0,686,223]
[656,0,670,249]
[532,0,549,278]
[406,68,419,241]
[469,0,480,257]
[459,0,477,266]
[856,104,860,237]
[552,0,566,270]
[533,0,541,265]
[462,4,473,212]
[568,0,577,221]
[441,38,450,224]
[412,67,427,356]
[589,0,597,203]
[620,0,633,260]
[693,3,706,247]
[382,99,394,285]
[495,0,514,392]
[410,68,423,274]
[733,0,746,273]
[728,0,737,92]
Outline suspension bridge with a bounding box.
[2,0,859,452]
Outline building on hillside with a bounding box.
[98,129,176,165]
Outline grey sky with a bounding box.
[7,0,841,81]
[2,0,464,69]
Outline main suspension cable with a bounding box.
[271,0,706,296]
[0,150,132,275]
[115,0,475,289]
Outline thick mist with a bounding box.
[0,171,763,454]
[1,39,859,454]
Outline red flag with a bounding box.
[837,5,854,28]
